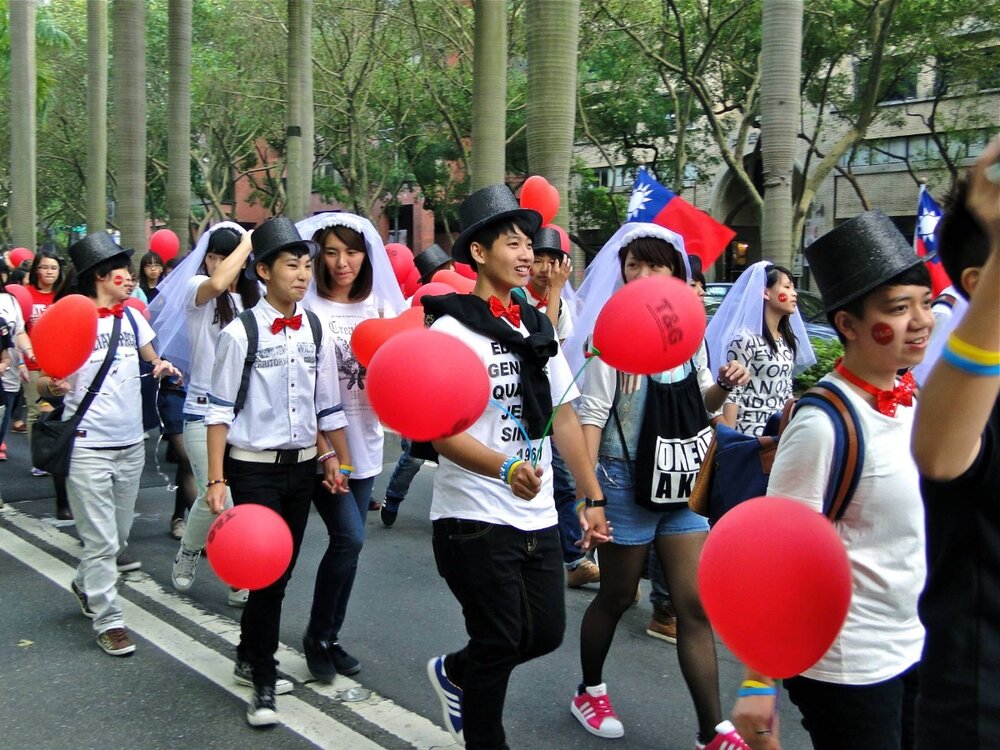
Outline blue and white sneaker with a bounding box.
[427,655,464,746]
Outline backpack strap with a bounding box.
[304,309,322,352]
[234,310,258,416]
[794,382,865,521]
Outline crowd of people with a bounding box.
[0,139,997,749]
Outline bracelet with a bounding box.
[716,377,735,392]
[339,467,352,476]
[206,479,227,487]
[584,497,607,508]
[318,451,337,463]
[337,463,354,472]
[741,680,774,689]
[737,686,777,697]
[948,333,1000,365]
[506,459,526,485]
[942,347,1000,377]
[499,455,520,485]
[574,500,586,514]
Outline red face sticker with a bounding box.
[871,322,894,345]
[777,293,789,303]
[112,275,124,286]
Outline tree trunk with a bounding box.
[760,0,802,270]
[299,0,314,217]
[167,0,192,252]
[470,0,507,190]
[87,0,109,235]
[285,0,306,220]
[113,0,148,252]
[526,0,579,232]
[10,0,37,248]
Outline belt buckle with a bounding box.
[275,449,298,465]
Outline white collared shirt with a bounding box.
[182,274,244,416]
[524,284,574,341]
[206,298,348,450]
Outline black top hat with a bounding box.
[69,232,134,276]
[532,226,568,257]
[805,210,923,312]
[247,216,318,280]
[451,185,542,265]
[415,244,453,283]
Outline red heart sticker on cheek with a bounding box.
[871,322,894,345]
[112,276,124,286]
[777,293,789,303]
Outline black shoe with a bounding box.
[380,505,398,528]
[302,635,337,683]
[246,685,278,727]
[330,642,361,676]
[56,506,74,521]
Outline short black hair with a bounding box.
[937,174,990,300]
[77,252,132,299]
[825,263,932,343]
[617,237,687,282]
[469,216,536,269]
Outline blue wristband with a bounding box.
[942,347,1000,376]
[737,686,777,697]
[499,456,518,485]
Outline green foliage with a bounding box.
[794,338,844,393]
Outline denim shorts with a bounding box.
[597,455,709,546]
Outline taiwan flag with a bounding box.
[626,168,735,268]
[915,186,951,296]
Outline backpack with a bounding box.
[689,381,864,526]
[233,309,322,416]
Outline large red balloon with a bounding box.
[206,504,293,591]
[699,496,852,678]
[9,247,34,268]
[453,262,477,280]
[520,175,559,224]
[150,229,180,263]
[431,269,475,294]
[367,329,489,441]
[386,243,415,285]
[31,294,99,378]
[5,283,33,323]
[402,265,422,298]
[123,297,150,320]
[411,282,456,307]
[350,305,426,367]
[593,276,706,374]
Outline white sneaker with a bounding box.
[171,546,201,591]
[246,685,279,727]
[571,683,625,738]
[228,588,249,608]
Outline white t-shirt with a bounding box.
[182,275,244,416]
[767,370,925,685]
[429,314,579,531]
[726,331,795,436]
[0,294,25,393]
[305,295,383,479]
[63,308,156,448]
[524,284,574,342]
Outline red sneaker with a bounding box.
[698,720,751,750]
[571,683,624,738]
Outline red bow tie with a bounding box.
[97,304,125,319]
[535,296,549,310]
[835,360,916,417]
[271,314,303,335]
[488,296,521,327]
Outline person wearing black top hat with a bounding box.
[415,243,455,284]
[422,185,611,749]
[731,211,934,750]
[523,226,574,342]
[38,232,181,658]
[203,216,351,727]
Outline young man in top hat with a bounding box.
[523,226,574,342]
[420,184,611,750]
[415,243,456,285]
[38,232,181,657]
[911,138,1000,748]
[204,216,351,727]
[732,210,934,750]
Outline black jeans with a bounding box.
[225,455,315,688]
[785,664,919,750]
[432,519,565,750]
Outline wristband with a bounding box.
[574,500,586,514]
[584,497,607,508]
[737,686,777,697]
[741,680,773,689]
[942,347,1000,377]
[716,377,735,392]
[337,463,354,472]
[206,479,227,487]
[947,333,1000,366]
[499,455,520,485]
[318,451,337,463]
[339,467,352,476]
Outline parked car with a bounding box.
[704,283,838,341]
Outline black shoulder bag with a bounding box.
[31,316,122,476]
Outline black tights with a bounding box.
[166,433,196,521]
[579,533,721,741]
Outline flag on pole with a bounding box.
[625,168,736,268]
[915,185,951,296]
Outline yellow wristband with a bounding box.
[505,459,525,485]
[338,464,355,473]
[741,679,773,689]
[948,333,1000,366]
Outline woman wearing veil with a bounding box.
[295,212,405,683]
[564,223,751,750]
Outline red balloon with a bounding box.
[31,294,99,378]
[411,282,456,307]
[367,329,489,441]
[149,229,180,263]
[10,247,34,268]
[431,269,475,294]
[520,175,559,224]
[123,297,150,320]
[386,243,416,285]
[5,283,33,323]
[593,276,706,374]
[206,504,293,591]
[350,306,426,367]
[454,262,477,280]
[402,265,422,298]
[699,496,852,678]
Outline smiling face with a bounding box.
[470,225,534,291]
[835,284,934,371]
[257,250,313,308]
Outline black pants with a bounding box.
[785,664,919,750]
[432,519,564,750]
[226,455,315,688]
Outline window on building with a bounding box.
[935,45,1000,96]
[858,56,920,103]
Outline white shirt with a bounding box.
[305,295,383,479]
[0,294,25,393]
[63,308,155,448]
[206,298,348,450]
[429,314,579,531]
[524,284,574,342]
[767,370,925,685]
[182,275,244,416]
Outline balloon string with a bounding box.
[531,347,600,468]
[488,399,532,456]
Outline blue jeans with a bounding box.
[384,438,424,511]
[307,474,375,642]
[551,444,586,568]
[0,388,17,445]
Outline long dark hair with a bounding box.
[28,249,66,294]
[763,264,798,359]
[312,224,373,302]
[198,228,260,328]
[138,251,164,295]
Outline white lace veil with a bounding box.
[296,212,406,317]
[704,261,816,372]
[564,222,690,374]
[149,221,247,378]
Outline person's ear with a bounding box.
[960,266,981,297]
[833,310,859,341]
[469,241,488,267]
[255,261,270,282]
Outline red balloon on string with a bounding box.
[9,247,34,268]
[5,283,33,323]
[123,297,150,320]
[367,329,489,441]
[593,276,706,374]
[350,305,426,367]
[698,496,852,678]
[431,269,475,294]
[150,229,180,263]
[206,504,293,591]
[520,175,559,225]
[411,282,455,307]
[386,243,415,284]
[453,262,477,280]
[31,294,99,378]
[402,265,422,298]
